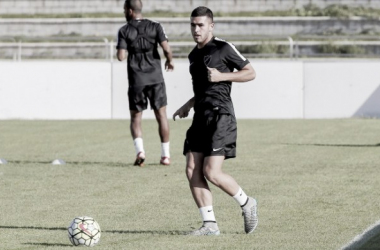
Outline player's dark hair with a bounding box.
[191,6,213,22]
[125,0,143,13]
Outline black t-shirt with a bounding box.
[188,37,250,115]
[117,19,168,86]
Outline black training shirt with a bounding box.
[117,19,168,86]
[188,37,250,115]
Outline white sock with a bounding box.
[233,187,249,206]
[161,142,170,158]
[133,138,144,155]
[199,206,216,223]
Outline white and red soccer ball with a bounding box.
[68,216,101,247]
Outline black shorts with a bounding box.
[128,82,167,111]
[183,110,237,159]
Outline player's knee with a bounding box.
[154,106,167,117]
[186,164,205,184]
[203,167,219,185]
[130,115,142,124]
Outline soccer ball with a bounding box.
[68,216,101,247]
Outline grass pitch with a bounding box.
[0,119,379,250]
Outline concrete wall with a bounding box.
[0,61,112,119]
[2,17,380,38]
[304,61,380,118]
[1,0,379,14]
[0,59,379,120]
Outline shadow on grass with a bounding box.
[6,160,165,168]
[6,160,131,167]
[341,220,380,250]
[22,242,72,247]
[106,229,187,235]
[284,143,380,148]
[0,225,187,235]
[0,225,67,231]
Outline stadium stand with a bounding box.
[0,0,379,59]
[1,0,380,14]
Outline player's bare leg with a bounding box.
[186,152,212,207]
[154,106,170,165]
[204,155,258,234]
[203,156,240,195]
[186,152,220,235]
[130,110,143,138]
[153,106,169,142]
[130,110,145,166]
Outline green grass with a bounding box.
[0,119,379,249]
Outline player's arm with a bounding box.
[160,40,174,72]
[116,27,127,61]
[117,49,127,61]
[207,63,256,83]
[173,97,195,121]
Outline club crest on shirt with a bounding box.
[203,55,212,67]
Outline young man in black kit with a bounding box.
[116,0,174,166]
[173,6,258,235]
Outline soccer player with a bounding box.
[116,0,174,166]
[173,6,258,235]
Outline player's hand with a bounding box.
[207,67,223,82]
[173,106,190,121]
[165,60,174,72]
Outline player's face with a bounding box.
[191,16,214,48]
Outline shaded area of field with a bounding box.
[342,220,380,250]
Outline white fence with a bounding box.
[2,17,380,37]
[0,59,379,119]
[0,39,296,60]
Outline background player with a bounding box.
[116,0,174,166]
[173,6,258,235]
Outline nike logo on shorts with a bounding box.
[212,148,223,152]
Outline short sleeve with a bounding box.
[116,27,127,50]
[222,42,249,70]
[156,23,168,43]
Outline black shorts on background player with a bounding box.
[128,82,167,111]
